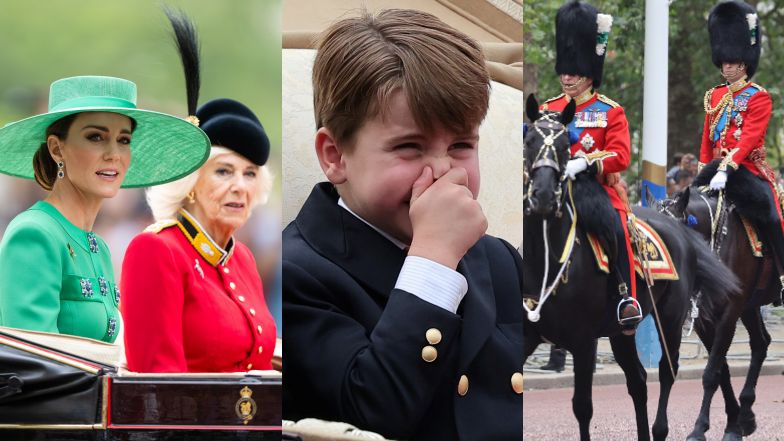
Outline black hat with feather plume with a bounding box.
[166,7,270,166]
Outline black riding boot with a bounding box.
[541,345,566,372]
[615,219,642,334]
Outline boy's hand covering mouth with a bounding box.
[408,166,487,269]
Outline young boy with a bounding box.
[283,9,524,440]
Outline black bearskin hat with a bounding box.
[708,0,761,78]
[555,1,613,89]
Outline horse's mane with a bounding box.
[572,173,619,250]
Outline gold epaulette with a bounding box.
[597,94,620,108]
[544,93,565,103]
[751,82,767,93]
[143,220,177,234]
[541,93,565,111]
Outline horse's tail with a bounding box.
[688,225,741,326]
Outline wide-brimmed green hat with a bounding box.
[0,75,210,188]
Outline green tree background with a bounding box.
[524,0,784,199]
[0,0,281,172]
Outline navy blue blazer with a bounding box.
[283,183,524,441]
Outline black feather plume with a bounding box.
[164,6,200,116]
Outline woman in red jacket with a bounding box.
[120,97,276,373]
[120,12,276,372]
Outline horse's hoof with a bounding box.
[739,416,756,436]
[720,432,742,441]
[685,433,706,441]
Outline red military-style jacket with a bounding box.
[121,209,276,373]
[542,91,632,210]
[700,80,775,182]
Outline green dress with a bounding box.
[0,201,121,343]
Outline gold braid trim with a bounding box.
[541,93,566,111]
[575,150,617,175]
[578,150,618,164]
[572,89,595,106]
[718,147,740,172]
[544,93,565,104]
[597,94,620,108]
[727,77,749,93]
[704,86,733,145]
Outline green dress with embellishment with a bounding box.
[0,201,121,343]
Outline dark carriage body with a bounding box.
[0,327,282,441]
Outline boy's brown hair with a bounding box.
[312,9,490,148]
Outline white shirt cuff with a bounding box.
[394,256,468,314]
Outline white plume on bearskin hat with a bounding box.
[708,0,761,77]
[555,1,613,88]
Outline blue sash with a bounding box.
[712,84,759,144]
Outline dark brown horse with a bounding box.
[665,179,780,441]
[523,95,740,441]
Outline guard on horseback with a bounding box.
[540,0,642,332]
[698,0,784,306]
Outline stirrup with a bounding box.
[617,294,642,334]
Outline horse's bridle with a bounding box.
[523,113,575,323]
[658,197,685,222]
[525,113,569,216]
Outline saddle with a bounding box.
[586,217,679,282]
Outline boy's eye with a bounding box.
[450,142,474,150]
[394,143,420,150]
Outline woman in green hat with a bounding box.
[0,75,210,343]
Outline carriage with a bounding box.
[0,326,282,440]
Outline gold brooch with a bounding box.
[185,115,200,127]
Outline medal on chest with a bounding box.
[731,93,751,141]
[574,110,608,128]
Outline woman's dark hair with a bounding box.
[33,114,78,191]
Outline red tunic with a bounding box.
[542,91,637,298]
[542,92,631,211]
[700,81,774,182]
[121,210,276,373]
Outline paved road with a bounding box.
[524,375,784,440]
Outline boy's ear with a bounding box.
[315,127,347,185]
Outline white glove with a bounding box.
[709,171,728,190]
[565,158,588,180]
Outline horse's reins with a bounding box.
[523,116,577,322]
